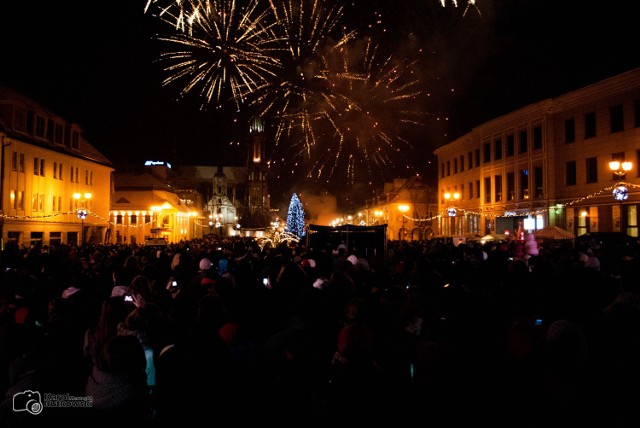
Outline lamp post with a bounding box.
[73,192,92,246]
[398,204,409,241]
[443,191,460,236]
[610,161,633,233]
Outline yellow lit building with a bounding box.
[362,175,438,241]
[109,163,199,245]
[0,85,114,248]
[434,68,640,238]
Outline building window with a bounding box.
[131,215,138,225]
[19,154,25,172]
[483,142,491,163]
[610,104,624,133]
[26,111,34,134]
[484,177,491,203]
[506,134,514,156]
[55,124,63,144]
[47,119,54,140]
[10,190,16,209]
[53,162,58,179]
[518,169,529,199]
[519,130,528,153]
[58,163,63,180]
[507,172,515,200]
[475,180,480,199]
[116,215,123,224]
[494,138,502,160]
[40,159,45,176]
[586,157,598,183]
[35,116,45,137]
[11,152,17,171]
[446,160,451,176]
[145,214,152,224]
[494,175,503,202]
[564,118,575,143]
[533,125,542,149]
[627,205,638,237]
[14,108,26,131]
[33,194,39,211]
[453,158,458,174]
[85,170,89,185]
[565,161,577,186]
[474,149,480,167]
[468,182,473,199]
[30,232,44,247]
[72,130,79,149]
[17,191,23,210]
[584,112,596,139]
[534,166,543,198]
[50,232,62,247]
[440,163,445,178]
[34,158,39,175]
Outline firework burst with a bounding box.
[146,0,443,191]
[249,0,353,144]
[269,35,434,188]
[152,0,282,109]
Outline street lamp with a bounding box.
[609,160,632,180]
[74,192,92,246]
[443,191,460,236]
[398,204,409,241]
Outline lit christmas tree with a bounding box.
[286,193,306,237]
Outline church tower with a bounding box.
[247,116,270,225]
[205,164,236,236]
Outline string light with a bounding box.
[396,182,639,222]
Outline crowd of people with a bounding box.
[0,233,639,426]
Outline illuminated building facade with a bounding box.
[0,85,114,248]
[434,68,640,238]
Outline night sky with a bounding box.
[1,0,639,209]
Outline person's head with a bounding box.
[97,334,146,376]
[129,274,153,300]
[199,258,213,272]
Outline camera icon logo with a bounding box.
[12,390,43,415]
